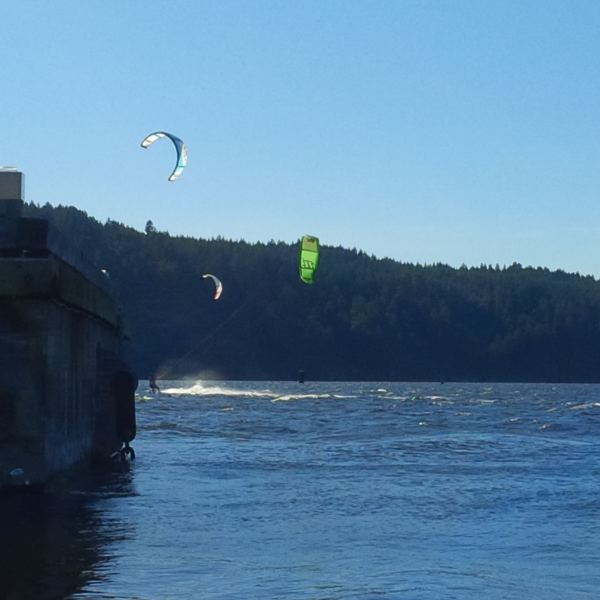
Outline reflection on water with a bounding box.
[0,466,135,600]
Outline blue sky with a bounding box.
[2,1,600,275]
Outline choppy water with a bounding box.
[2,381,600,599]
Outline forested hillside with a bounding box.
[25,202,600,382]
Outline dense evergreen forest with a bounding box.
[25,202,600,382]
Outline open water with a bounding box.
[1,381,600,599]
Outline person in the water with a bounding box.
[149,374,160,394]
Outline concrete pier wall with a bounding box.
[0,257,126,486]
[0,170,134,489]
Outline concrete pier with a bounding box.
[0,169,136,489]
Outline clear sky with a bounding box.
[2,1,600,275]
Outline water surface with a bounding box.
[2,381,599,599]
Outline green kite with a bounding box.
[299,235,320,284]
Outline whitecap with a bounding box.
[161,382,276,399]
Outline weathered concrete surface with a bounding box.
[0,257,120,327]
[0,257,127,487]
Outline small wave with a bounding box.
[147,381,362,403]
[160,383,275,398]
[272,393,356,402]
[143,422,180,431]
[136,395,155,402]
[569,402,600,411]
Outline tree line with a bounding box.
[25,202,600,382]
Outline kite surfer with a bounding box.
[149,374,160,394]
